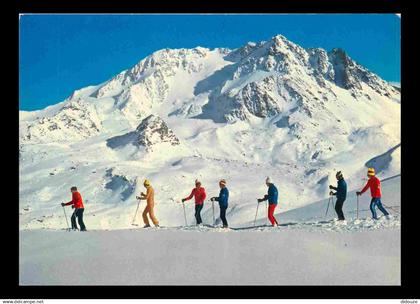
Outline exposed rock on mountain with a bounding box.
[107,114,179,151]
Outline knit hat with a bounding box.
[266,177,271,184]
[195,179,201,185]
[367,168,375,177]
[143,179,151,187]
[336,171,343,179]
[219,179,226,186]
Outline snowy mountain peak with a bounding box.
[270,34,303,51]
[93,46,213,100]
[327,48,361,90]
[20,98,102,143]
[20,34,401,145]
[196,34,400,123]
[326,47,399,97]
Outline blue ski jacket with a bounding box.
[215,187,229,208]
[262,183,278,205]
[333,179,347,201]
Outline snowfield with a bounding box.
[20,228,400,286]
[19,34,400,285]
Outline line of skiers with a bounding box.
[60,167,390,231]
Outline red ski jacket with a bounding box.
[65,191,84,209]
[184,187,206,205]
[361,176,382,198]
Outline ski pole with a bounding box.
[132,198,141,226]
[62,203,70,231]
[330,196,333,215]
[182,202,188,226]
[266,201,269,226]
[212,200,215,226]
[382,203,400,215]
[325,195,331,218]
[356,194,359,219]
[254,200,260,227]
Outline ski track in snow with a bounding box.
[23,214,400,233]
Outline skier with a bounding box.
[181,179,206,225]
[329,171,347,221]
[136,179,159,228]
[61,186,87,231]
[356,168,390,220]
[257,177,279,227]
[210,179,229,228]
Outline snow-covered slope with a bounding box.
[19,34,400,230]
[20,228,400,285]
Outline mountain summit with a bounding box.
[20,34,399,142]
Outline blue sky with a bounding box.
[19,14,400,111]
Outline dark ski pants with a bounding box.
[335,198,346,220]
[195,204,203,225]
[370,198,389,219]
[71,208,86,231]
[219,205,228,227]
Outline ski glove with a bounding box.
[210,197,217,202]
[257,198,263,203]
[356,191,362,196]
[61,203,65,207]
[329,191,335,196]
[181,198,186,203]
[329,185,334,189]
